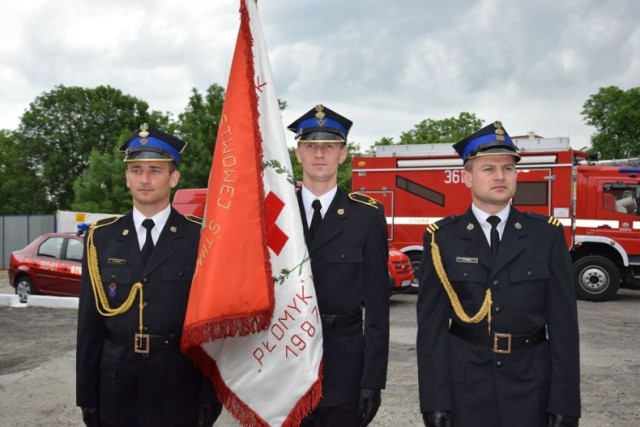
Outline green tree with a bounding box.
[582,86,640,159]
[373,136,395,146]
[0,130,52,214]
[71,146,130,214]
[373,112,482,146]
[175,84,226,189]
[16,85,161,210]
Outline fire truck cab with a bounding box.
[352,137,640,301]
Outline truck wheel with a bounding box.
[573,256,620,301]
[408,252,422,294]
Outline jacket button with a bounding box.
[492,279,499,286]
[496,361,503,368]
[463,272,468,278]
[341,253,347,260]
[178,272,184,277]
[494,306,502,313]
[527,271,532,276]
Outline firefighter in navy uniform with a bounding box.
[289,105,390,427]
[76,124,221,427]
[416,122,581,427]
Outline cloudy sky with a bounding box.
[2,0,638,149]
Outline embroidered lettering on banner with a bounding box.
[252,282,319,370]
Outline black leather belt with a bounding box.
[106,330,180,354]
[321,309,362,330]
[450,322,547,354]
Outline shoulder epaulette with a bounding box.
[91,215,122,229]
[185,214,203,225]
[426,215,459,234]
[348,192,380,209]
[524,211,562,227]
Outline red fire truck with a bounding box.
[352,137,640,301]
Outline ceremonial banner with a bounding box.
[181,1,322,425]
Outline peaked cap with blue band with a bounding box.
[287,104,353,143]
[119,123,187,164]
[453,121,520,164]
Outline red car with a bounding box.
[388,246,414,295]
[8,232,84,302]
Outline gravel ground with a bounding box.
[1,271,639,426]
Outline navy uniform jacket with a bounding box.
[76,208,217,427]
[297,189,390,407]
[417,207,580,427]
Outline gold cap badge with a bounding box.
[494,121,504,141]
[139,123,149,145]
[315,104,326,126]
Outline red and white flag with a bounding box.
[181,1,322,425]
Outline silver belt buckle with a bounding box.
[134,333,150,354]
[493,332,512,354]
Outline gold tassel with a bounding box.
[430,231,492,334]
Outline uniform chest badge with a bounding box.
[456,256,478,264]
[108,282,117,297]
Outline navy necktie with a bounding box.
[309,200,322,241]
[141,219,155,265]
[487,216,501,256]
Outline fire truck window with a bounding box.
[603,187,638,214]
[396,175,445,207]
[512,182,547,206]
[38,237,64,259]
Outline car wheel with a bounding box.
[573,255,620,302]
[15,277,34,303]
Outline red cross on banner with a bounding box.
[265,191,288,255]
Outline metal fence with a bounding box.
[1,215,55,269]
